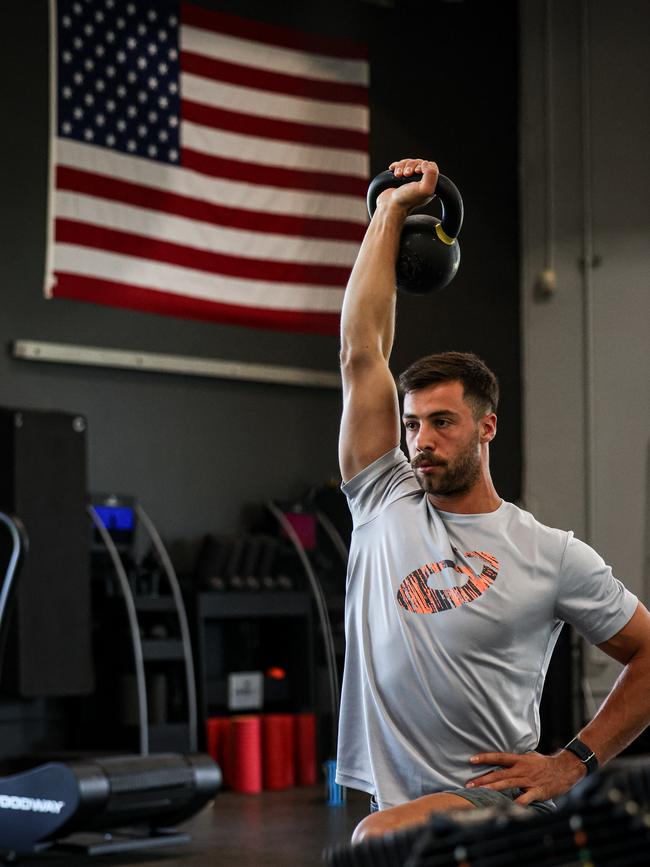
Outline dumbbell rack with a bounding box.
[193,500,350,755]
[0,512,27,681]
[89,502,197,756]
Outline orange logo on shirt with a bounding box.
[397,551,499,614]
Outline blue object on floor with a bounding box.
[324,759,346,806]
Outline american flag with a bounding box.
[47,0,369,334]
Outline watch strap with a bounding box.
[564,737,599,775]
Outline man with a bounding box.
[337,157,650,842]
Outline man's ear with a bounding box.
[480,413,497,444]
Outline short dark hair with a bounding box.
[398,351,499,419]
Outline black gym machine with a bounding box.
[0,510,221,859]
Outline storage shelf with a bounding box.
[205,676,290,710]
[124,722,191,752]
[134,596,178,612]
[195,591,314,726]
[198,591,311,619]
[141,639,184,661]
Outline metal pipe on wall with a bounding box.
[579,0,601,724]
[543,0,555,281]
[580,0,597,549]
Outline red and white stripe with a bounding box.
[48,3,369,334]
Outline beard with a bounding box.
[411,434,482,497]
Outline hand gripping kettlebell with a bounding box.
[366,170,464,294]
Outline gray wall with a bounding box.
[520,0,650,707]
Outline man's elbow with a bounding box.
[339,343,384,372]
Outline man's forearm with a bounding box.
[340,202,408,364]
[577,652,650,765]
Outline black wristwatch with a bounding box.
[563,737,599,776]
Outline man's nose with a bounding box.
[415,425,436,453]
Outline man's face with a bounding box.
[402,381,488,497]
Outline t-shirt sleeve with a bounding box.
[555,532,638,645]
[341,446,420,529]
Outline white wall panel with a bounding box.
[520,0,650,709]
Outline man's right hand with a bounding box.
[375,158,439,213]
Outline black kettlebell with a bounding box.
[366,170,464,294]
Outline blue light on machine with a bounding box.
[93,505,135,532]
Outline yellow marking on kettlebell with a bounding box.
[435,224,456,246]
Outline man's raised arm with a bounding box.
[338,158,439,483]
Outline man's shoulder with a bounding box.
[342,446,423,529]
[501,501,572,545]
[342,446,416,498]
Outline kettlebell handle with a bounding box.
[366,170,464,242]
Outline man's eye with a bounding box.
[404,421,418,431]
[435,419,450,428]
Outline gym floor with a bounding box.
[13,786,368,867]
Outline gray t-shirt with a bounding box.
[335,447,638,809]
